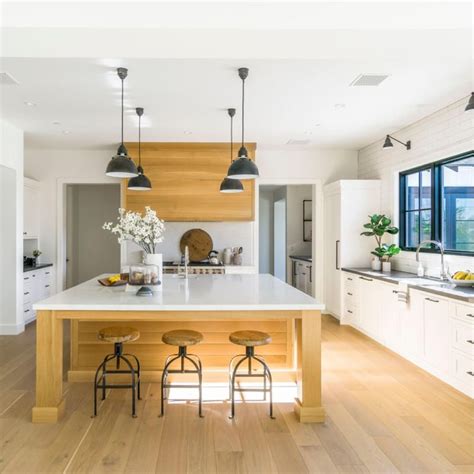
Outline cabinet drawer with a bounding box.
[450,350,474,387]
[23,303,34,322]
[344,290,358,309]
[23,287,33,304]
[451,318,474,357]
[343,306,358,323]
[43,268,53,282]
[344,273,356,291]
[455,303,474,323]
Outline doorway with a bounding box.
[65,184,120,288]
[273,197,286,281]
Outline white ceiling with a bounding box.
[0,1,472,150]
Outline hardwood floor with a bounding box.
[0,315,472,473]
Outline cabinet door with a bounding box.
[424,296,450,374]
[357,276,381,339]
[323,192,341,316]
[400,290,424,360]
[304,264,313,296]
[23,184,40,238]
[380,284,401,351]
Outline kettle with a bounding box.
[208,250,220,265]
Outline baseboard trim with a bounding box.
[0,322,25,335]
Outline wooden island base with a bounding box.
[33,309,325,424]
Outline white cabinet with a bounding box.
[323,180,381,320]
[23,178,40,239]
[22,267,54,323]
[400,290,424,360]
[292,259,312,296]
[423,295,450,374]
[357,276,382,339]
[380,283,402,352]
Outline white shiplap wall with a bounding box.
[358,96,474,277]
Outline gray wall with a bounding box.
[66,184,120,287]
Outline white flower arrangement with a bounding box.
[103,206,165,254]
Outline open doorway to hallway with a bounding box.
[259,184,314,295]
[65,184,120,288]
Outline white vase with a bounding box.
[144,253,163,291]
[371,259,381,271]
[382,261,391,273]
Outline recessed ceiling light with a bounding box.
[62,130,71,135]
[314,123,321,127]
[52,121,61,126]
[183,130,193,135]
[24,101,36,107]
[334,103,346,110]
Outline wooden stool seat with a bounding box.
[98,326,140,344]
[162,329,203,346]
[229,330,272,347]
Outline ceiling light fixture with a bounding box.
[220,108,243,194]
[62,130,71,135]
[227,68,259,180]
[465,92,474,112]
[383,134,411,150]
[105,68,138,178]
[24,101,36,107]
[128,107,152,191]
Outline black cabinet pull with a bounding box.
[45,272,50,275]
[359,276,373,282]
[335,240,340,270]
[425,297,439,303]
[24,292,29,295]
[45,285,50,288]
[347,277,353,281]
[24,277,29,280]
[467,371,474,377]
[347,310,353,314]
[24,309,30,313]
[467,340,474,345]
[466,314,474,318]
[347,292,353,296]
[392,290,399,294]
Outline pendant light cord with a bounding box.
[230,113,233,164]
[138,113,141,166]
[121,76,124,146]
[241,76,245,148]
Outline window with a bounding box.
[400,151,474,255]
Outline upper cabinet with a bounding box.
[123,143,256,221]
[23,177,40,239]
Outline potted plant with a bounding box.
[380,244,401,272]
[361,214,399,271]
[32,249,42,266]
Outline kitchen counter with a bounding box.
[23,263,53,273]
[290,255,312,263]
[32,273,325,424]
[342,267,474,303]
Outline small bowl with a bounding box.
[447,275,474,287]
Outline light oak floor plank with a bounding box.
[0,315,472,474]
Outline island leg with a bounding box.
[32,310,65,423]
[294,310,325,423]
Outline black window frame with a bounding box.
[399,150,474,256]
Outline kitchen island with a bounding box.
[32,274,325,424]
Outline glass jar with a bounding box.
[129,264,159,286]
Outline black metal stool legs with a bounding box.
[160,346,203,417]
[93,342,141,418]
[229,346,274,419]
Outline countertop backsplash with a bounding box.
[124,221,254,266]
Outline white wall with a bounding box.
[0,119,24,334]
[358,96,474,276]
[258,188,276,274]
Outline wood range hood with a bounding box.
[123,142,256,222]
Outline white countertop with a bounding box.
[34,274,324,311]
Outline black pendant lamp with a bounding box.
[220,108,244,193]
[383,134,411,150]
[128,107,152,191]
[106,68,138,178]
[227,67,259,180]
[465,92,474,112]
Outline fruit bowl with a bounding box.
[448,272,474,287]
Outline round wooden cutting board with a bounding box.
[179,229,213,262]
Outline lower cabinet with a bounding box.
[23,267,54,323]
[342,271,474,398]
[292,259,313,296]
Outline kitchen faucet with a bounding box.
[416,240,448,280]
[178,245,190,279]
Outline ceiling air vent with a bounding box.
[350,74,389,87]
[286,139,310,146]
[0,72,19,85]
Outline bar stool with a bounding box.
[93,326,141,418]
[228,330,274,419]
[160,329,204,417]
